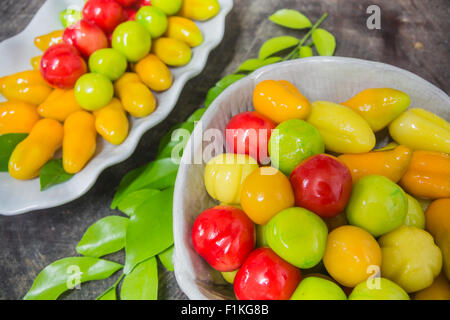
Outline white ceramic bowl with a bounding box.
[173,56,450,300]
[0,0,233,215]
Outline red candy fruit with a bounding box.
[226,111,276,165]
[83,0,125,34]
[40,43,87,89]
[63,20,109,57]
[234,248,302,300]
[115,0,140,6]
[290,154,352,218]
[192,206,255,272]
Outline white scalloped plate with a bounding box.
[0,0,233,215]
[173,57,450,300]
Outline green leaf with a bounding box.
[205,86,224,107]
[60,8,82,28]
[186,108,207,123]
[269,9,312,29]
[312,28,336,56]
[0,133,27,171]
[259,36,299,60]
[124,187,174,274]
[24,257,122,300]
[120,258,158,300]
[96,287,117,300]
[262,56,283,65]
[76,216,129,258]
[215,74,246,89]
[117,189,161,216]
[236,59,267,72]
[40,159,74,191]
[158,246,174,272]
[157,121,194,159]
[299,46,314,58]
[111,158,178,209]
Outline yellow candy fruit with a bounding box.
[389,108,450,154]
[323,225,382,288]
[152,37,192,67]
[240,167,295,225]
[38,89,82,122]
[0,101,40,134]
[34,30,63,51]
[8,119,63,180]
[307,101,375,154]
[135,54,173,92]
[204,153,259,205]
[379,226,442,293]
[341,88,410,132]
[115,73,156,117]
[93,98,129,145]
[179,0,220,21]
[0,70,53,105]
[165,16,204,47]
[63,111,97,174]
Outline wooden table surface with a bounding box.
[0,0,448,300]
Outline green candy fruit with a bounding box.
[403,193,425,229]
[88,49,128,81]
[75,73,114,111]
[346,175,407,237]
[290,277,347,300]
[136,6,168,38]
[349,278,410,300]
[266,207,328,269]
[269,119,324,176]
[151,0,183,16]
[112,21,151,62]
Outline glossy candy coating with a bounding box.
[233,247,301,300]
[0,101,40,134]
[266,207,328,269]
[225,111,276,165]
[290,154,352,218]
[192,205,255,272]
[346,175,408,237]
[75,73,114,111]
[323,225,382,287]
[269,119,324,176]
[240,167,295,225]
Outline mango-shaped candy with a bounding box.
[179,0,220,21]
[425,199,450,281]
[400,150,450,199]
[165,16,204,47]
[38,89,82,122]
[341,88,410,132]
[34,30,63,51]
[307,101,375,154]
[135,54,173,92]
[389,108,450,154]
[379,226,442,293]
[115,73,156,118]
[338,145,412,183]
[0,101,40,134]
[152,37,192,67]
[204,153,259,204]
[8,119,63,180]
[414,273,450,300]
[0,70,53,105]
[63,111,97,174]
[253,80,311,123]
[94,98,129,145]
